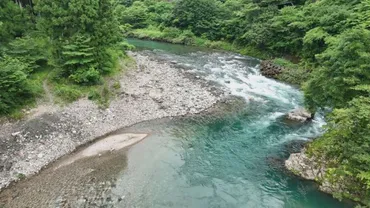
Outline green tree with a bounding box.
[61,34,100,84]
[171,0,223,39]
[304,28,370,110]
[116,1,149,29]
[7,35,50,72]
[0,0,33,44]
[35,0,121,84]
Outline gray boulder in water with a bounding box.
[286,108,313,122]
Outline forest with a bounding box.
[0,0,369,206]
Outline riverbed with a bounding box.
[0,39,353,208]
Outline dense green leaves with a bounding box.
[0,0,33,44]
[36,0,122,84]
[304,28,370,110]
[0,57,34,114]
[0,0,125,114]
[309,96,370,204]
[1,1,369,205]
[171,0,223,39]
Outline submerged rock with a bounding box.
[286,108,313,123]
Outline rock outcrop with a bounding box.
[260,60,284,78]
[285,150,324,180]
[285,150,343,195]
[286,108,313,122]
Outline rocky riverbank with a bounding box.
[0,52,223,190]
[285,149,346,197]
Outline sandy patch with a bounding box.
[56,133,148,169]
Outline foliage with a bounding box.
[7,36,50,73]
[0,0,33,44]
[61,34,100,84]
[309,96,370,205]
[1,0,369,205]
[116,1,148,29]
[273,58,309,86]
[35,0,122,84]
[54,85,83,103]
[304,28,370,110]
[171,0,223,39]
[0,57,35,114]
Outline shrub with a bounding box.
[69,68,101,85]
[55,85,82,102]
[8,36,50,73]
[88,90,101,101]
[112,81,121,90]
[163,27,182,39]
[0,57,34,115]
[176,30,196,45]
[274,58,309,86]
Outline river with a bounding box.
[0,39,352,208]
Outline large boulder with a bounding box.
[260,60,284,78]
[285,151,324,180]
[285,150,344,195]
[286,108,313,122]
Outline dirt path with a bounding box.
[42,76,54,104]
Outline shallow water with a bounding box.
[0,39,353,208]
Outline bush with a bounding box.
[88,90,101,101]
[0,57,34,115]
[69,68,101,85]
[8,36,50,73]
[176,30,196,45]
[163,27,182,39]
[112,81,121,90]
[98,85,110,108]
[55,85,82,102]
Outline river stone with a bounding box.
[286,108,313,122]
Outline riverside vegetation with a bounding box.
[1,0,369,206]
[0,0,134,118]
